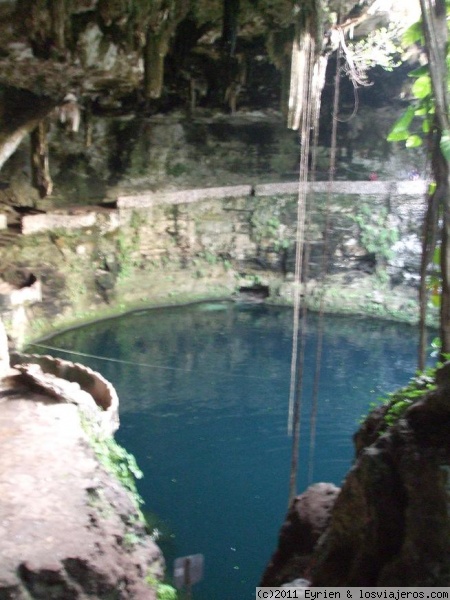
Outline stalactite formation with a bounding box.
[30,119,53,198]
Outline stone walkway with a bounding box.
[0,369,163,599]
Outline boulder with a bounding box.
[260,482,340,586]
[310,365,450,586]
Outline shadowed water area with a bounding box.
[31,303,427,599]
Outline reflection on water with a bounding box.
[31,303,425,600]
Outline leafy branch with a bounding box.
[387,7,450,160]
[350,203,399,264]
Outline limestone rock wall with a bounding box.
[0,179,430,346]
[1,111,422,208]
[0,109,431,345]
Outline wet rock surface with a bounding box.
[260,483,340,587]
[0,369,163,599]
[263,365,450,587]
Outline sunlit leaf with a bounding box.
[412,75,432,99]
[422,119,431,134]
[406,134,423,148]
[431,294,441,308]
[433,247,441,266]
[387,130,410,142]
[387,106,415,141]
[431,337,441,350]
[402,21,423,46]
[440,130,450,161]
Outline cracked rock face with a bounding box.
[0,371,163,599]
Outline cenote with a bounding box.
[31,302,428,599]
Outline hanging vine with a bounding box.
[287,0,415,501]
[287,0,326,505]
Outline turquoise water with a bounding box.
[31,303,424,600]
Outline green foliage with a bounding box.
[146,575,178,600]
[157,584,178,600]
[430,336,442,358]
[350,203,399,263]
[375,267,389,286]
[198,250,218,265]
[387,5,450,151]
[270,134,299,174]
[240,273,263,288]
[387,105,416,142]
[386,66,435,149]
[123,531,141,549]
[412,73,432,99]
[346,24,403,74]
[167,162,188,177]
[251,213,291,251]
[91,434,144,508]
[130,210,146,229]
[402,20,424,47]
[370,350,450,429]
[383,374,434,426]
[117,213,143,279]
[428,245,442,308]
[274,238,290,251]
[372,366,438,429]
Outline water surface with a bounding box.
[32,303,424,600]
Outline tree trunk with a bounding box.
[418,128,443,370]
[30,120,53,198]
[419,0,450,356]
[441,164,450,355]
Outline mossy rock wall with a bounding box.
[0,180,430,345]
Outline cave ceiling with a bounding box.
[0,0,421,111]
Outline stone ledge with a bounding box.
[0,380,163,599]
[21,208,120,235]
[10,353,120,437]
[21,210,97,235]
[118,180,428,208]
[15,182,429,236]
[254,180,427,196]
[117,185,253,208]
